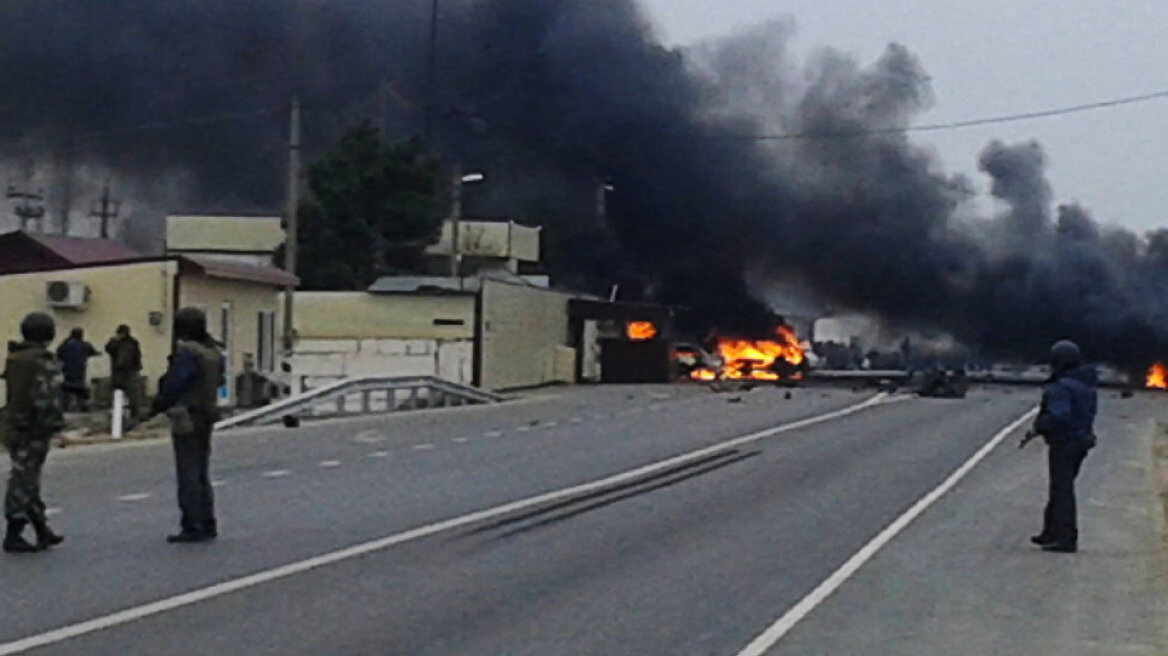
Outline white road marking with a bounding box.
[352,431,387,444]
[542,421,559,429]
[732,406,1038,656]
[45,508,63,517]
[484,430,503,438]
[453,438,470,444]
[117,493,151,502]
[211,480,227,488]
[569,417,584,424]
[0,394,897,655]
[367,451,390,459]
[262,470,291,478]
[516,425,533,433]
[319,460,342,468]
[411,443,436,451]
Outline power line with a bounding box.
[735,88,1168,141]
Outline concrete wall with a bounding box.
[0,261,178,400]
[287,292,476,387]
[180,274,283,404]
[426,220,541,263]
[291,338,473,389]
[479,279,575,391]
[293,292,474,340]
[167,215,285,255]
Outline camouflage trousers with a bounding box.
[4,434,50,523]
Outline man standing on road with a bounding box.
[1031,340,1097,553]
[149,308,224,544]
[57,328,98,412]
[3,313,66,553]
[105,325,143,421]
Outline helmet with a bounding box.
[174,307,208,342]
[1049,340,1082,370]
[20,312,55,344]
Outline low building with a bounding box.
[0,227,296,408]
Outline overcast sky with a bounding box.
[640,0,1168,232]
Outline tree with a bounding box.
[297,123,442,290]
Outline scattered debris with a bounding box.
[1121,389,1135,399]
[282,415,301,428]
[916,368,969,399]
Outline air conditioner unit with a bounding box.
[46,281,90,309]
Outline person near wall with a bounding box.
[3,313,67,553]
[105,324,143,421]
[149,308,224,544]
[57,328,99,412]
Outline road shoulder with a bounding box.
[774,394,1168,655]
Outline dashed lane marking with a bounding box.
[367,451,390,459]
[411,444,436,451]
[484,430,503,438]
[0,394,897,656]
[118,493,151,502]
[262,470,291,478]
[453,438,470,444]
[45,508,63,517]
[319,460,342,468]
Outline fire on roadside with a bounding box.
[627,321,658,341]
[1146,362,1168,389]
[690,325,806,382]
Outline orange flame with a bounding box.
[1147,362,1168,389]
[691,368,717,382]
[627,321,658,341]
[690,325,806,382]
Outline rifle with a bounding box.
[1019,428,1042,449]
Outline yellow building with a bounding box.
[0,229,296,407]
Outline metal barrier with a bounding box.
[216,376,504,430]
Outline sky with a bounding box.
[640,0,1168,233]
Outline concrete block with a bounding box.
[296,339,360,354]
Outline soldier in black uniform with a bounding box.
[150,308,224,544]
[3,313,67,553]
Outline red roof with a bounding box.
[183,256,299,287]
[26,233,143,264]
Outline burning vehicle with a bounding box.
[1146,362,1167,390]
[688,325,808,385]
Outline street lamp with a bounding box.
[450,165,485,282]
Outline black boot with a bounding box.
[3,519,41,553]
[30,516,64,549]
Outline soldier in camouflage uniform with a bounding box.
[3,312,66,553]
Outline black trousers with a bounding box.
[172,414,216,535]
[1043,443,1089,545]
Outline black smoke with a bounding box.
[2,1,1168,366]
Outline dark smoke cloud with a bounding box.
[3,1,1168,366]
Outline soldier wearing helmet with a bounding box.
[3,312,66,553]
[1030,340,1097,553]
[149,308,224,544]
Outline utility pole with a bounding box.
[7,184,45,232]
[89,183,121,239]
[424,0,440,144]
[283,98,301,354]
[448,161,462,281]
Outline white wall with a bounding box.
[290,338,472,390]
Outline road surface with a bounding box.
[0,384,1163,655]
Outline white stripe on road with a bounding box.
[367,451,390,459]
[262,470,291,478]
[117,493,151,502]
[319,461,342,468]
[211,480,227,488]
[45,508,63,517]
[483,430,503,438]
[411,444,436,451]
[0,393,897,655]
[453,438,470,444]
[732,406,1038,656]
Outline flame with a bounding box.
[691,368,717,382]
[689,325,806,382]
[1147,362,1168,389]
[627,321,658,341]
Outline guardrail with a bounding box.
[216,376,504,430]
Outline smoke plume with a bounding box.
[2,0,1167,366]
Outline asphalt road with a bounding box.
[0,383,1152,655]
